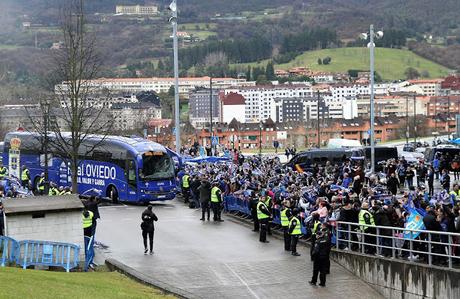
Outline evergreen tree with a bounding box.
[265,61,275,80]
[246,66,251,80]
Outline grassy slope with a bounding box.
[0,267,175,299]
[231,47,451,80]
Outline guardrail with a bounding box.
[224,195,460,268]
[16,240,80,272]
[335,221,460,269]
[0,236,19,267]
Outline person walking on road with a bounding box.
[289,208,302,256]
[257,195,271,243]
[210,182,224,222]
[198,177,211,221]
[309,223,331,287]
[141,205,158,255]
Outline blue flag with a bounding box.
[404,208,425,240]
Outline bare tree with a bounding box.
[28,0,113,193]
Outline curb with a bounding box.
[105,258,198,299]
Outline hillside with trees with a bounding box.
[0,0,458,102]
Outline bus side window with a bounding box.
[128,160,136,187]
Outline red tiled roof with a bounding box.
[222,92,245,105]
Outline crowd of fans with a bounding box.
[181,151,460,265]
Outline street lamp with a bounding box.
[41,99,50,195]
[259,121,263,156]
[360,25,383,174]
[168,0,180,153]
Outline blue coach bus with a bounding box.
[2,131,177,203]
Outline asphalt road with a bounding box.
[95,199,383,299]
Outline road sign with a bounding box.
[211,136,219,146]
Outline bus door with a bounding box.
[126,159,138,201]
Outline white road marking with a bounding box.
[224,263,261,299]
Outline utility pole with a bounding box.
[169,0,180,152]
[413,94,417,144]
[317,91,320,148]
[42,100,50,195]
[435,96,438,132]
[406,96,409,144]
[448,96,451,133]
[209,77,213,156]
[259,122,262,156]
[369,24,376,174]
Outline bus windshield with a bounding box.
[141,152,175,180]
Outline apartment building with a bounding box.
[188,88,221,128]
[115,5,158,15]
[224,84,313,123]
[356,94,429,118]
[55,77,254,98]
[406,79,442,96]
[111,102,162,132]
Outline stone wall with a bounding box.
[332,250,460,299]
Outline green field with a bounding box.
[231,47,451,80]
[0,267,175,299]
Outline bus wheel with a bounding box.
[108,186,119,204]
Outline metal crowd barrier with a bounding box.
[335,221,460,269]
[0,236,19,267]
[16,240,80,272]
[224,195,310,235]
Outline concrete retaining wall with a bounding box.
[332,250,460,299]
[5,210,84,260]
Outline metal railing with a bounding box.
[335,221,460,269]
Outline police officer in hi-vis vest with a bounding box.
[182,173,191,203]
[0,162,8,180]
[289,208,302,256]
[210,182,224,222]
[309,213,321,260]
[21,165,30,189]
[280,201,292,251]
[256,195,271,243]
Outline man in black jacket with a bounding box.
[373,204,392,257]
[422,207,442,262]
[141,205,158,255]
[387,173,399,196]
[190,175,201,209]
[198,177,211,221]
[309,223,331,287]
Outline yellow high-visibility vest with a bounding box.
[211,186,220,203]
[358,209,375,232]
[82,211,94,228]
[289,217,302,235]
[257,201,269,220]
[21,169,29,181]
[182,175,190,188]
[280,208,289,227]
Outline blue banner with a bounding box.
[403,208,425,240]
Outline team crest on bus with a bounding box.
[10,137,21,150]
